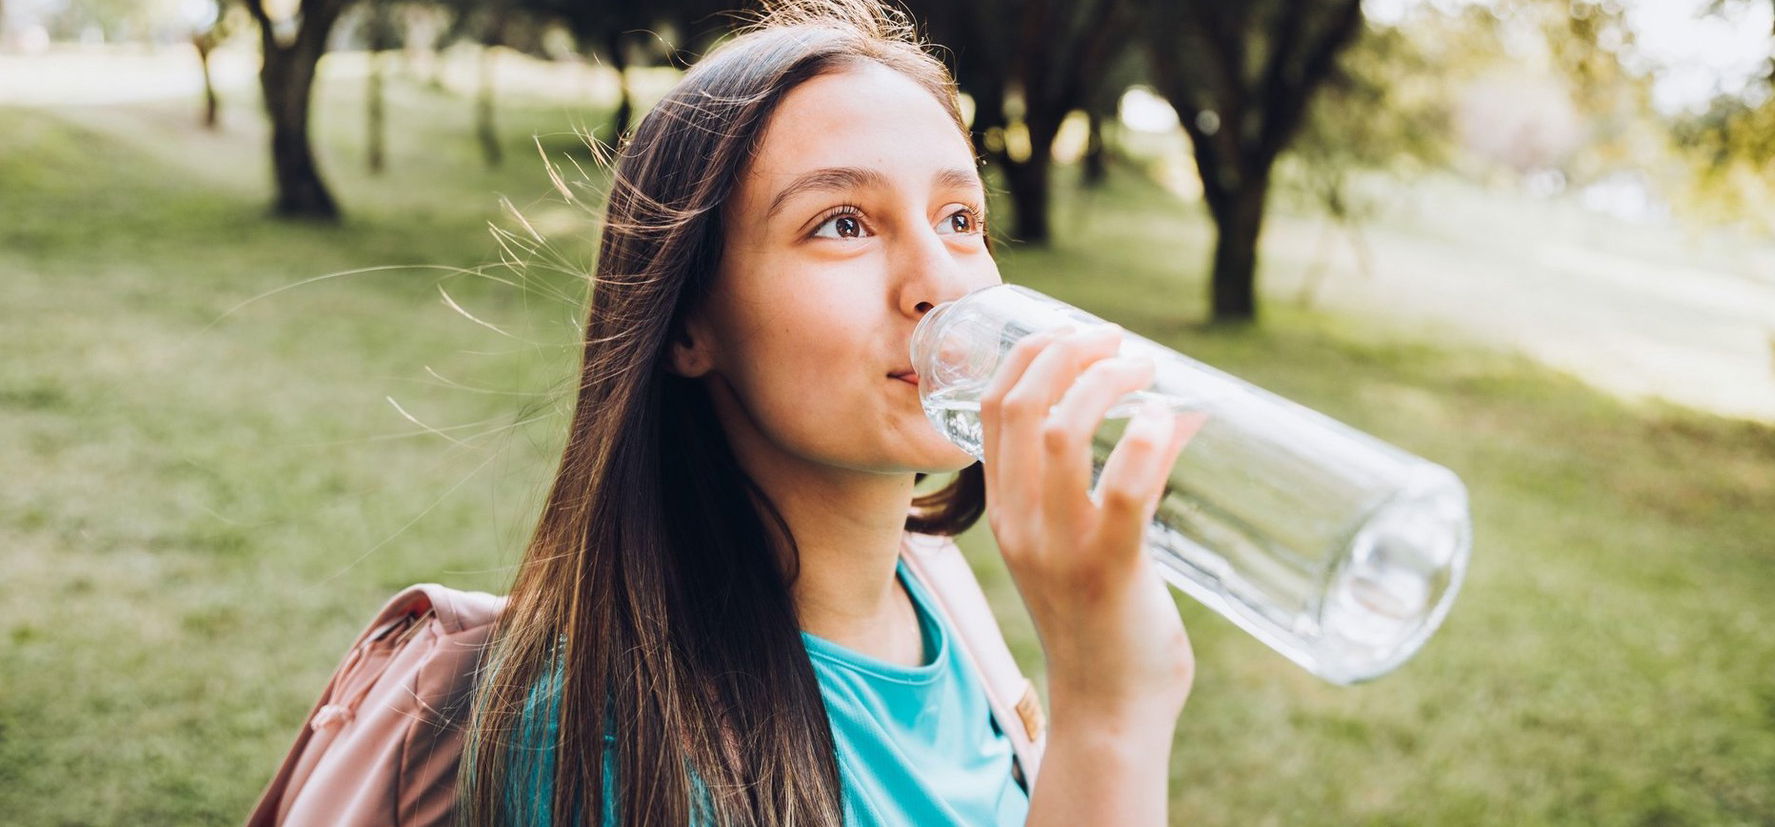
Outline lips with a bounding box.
[889,368,919,387]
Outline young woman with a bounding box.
[461,1,1199,824]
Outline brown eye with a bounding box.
[812,209,870,240]
[937,207,982,236]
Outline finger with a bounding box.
[1093,399,1180,558]
[1139,410,1207,515]
[1173,410,1210,445]
[1039,356,1156,532]
[978,326,1070,504]
[995,326,1123,525]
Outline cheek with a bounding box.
[722,284,881,440]
[727,283,867,383]
[711,259,968,472]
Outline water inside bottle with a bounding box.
[921,382,1467,685]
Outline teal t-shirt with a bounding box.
[510,559,1030,825]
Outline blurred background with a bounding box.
[1,0,1772,823]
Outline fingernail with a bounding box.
[1176,411,1210,438]
[1112,355,1154,374]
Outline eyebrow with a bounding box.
[765,166,985,221]
[932,167,986,198]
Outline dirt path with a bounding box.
[1261,211,1775,425]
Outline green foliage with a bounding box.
[1666,0,1775,234]
[1277,21,1451,224]
[1671,81,1775,235]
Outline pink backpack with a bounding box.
[248,532,1047,826]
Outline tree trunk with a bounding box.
[606,31,632,141]
[1139,0,1366,326]
[476,44,501,167]
[1081,108,1107,188]
[196,39,219,129]
[367,50,386,173]
[1207,177,1268,323]
[366,1,393,174]
[1002,140,1054,244]
[260,44,340,219]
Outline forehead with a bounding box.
[737,61,975,203]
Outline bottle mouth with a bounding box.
[909,301,954,381]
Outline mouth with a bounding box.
[888,368,919,387]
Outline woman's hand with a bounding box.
[977,323,1205,825]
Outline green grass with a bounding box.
[2,62,1773,826]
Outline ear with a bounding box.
[664,313,716,379]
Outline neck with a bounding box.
[771,470,917,633]
[706,379,924,664]
[759,464,923,665]
[745,449,916,630]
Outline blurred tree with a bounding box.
[517,0,731,144]
[523,1,640,143]
[1080,45,1145,189]
[243,0,357,219]
[473,3,512,167]
[517,1,638,141]
[1488,0,1774,234]
[427,0,508,167]
[399,2,454,88]
[1674,0,1775,233]
[912,0,1136,244]
[596,12,640,141]
[655,0,735,71]
[1283,20,1449,306]
[599,19,642,140]
[188,1,238,130]
[364,0,396,173]
[1524,0,1649,184]
[1137,0,1364,323]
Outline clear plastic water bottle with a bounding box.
[910,283,1471,685]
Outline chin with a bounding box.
[881,398,979,473]
[901,431,979,474]
[934,443,981,472]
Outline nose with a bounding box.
[895,221,993,322]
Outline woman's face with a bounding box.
[672,60,1000,477]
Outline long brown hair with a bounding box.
[460,2,989,824]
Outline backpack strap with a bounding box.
[899,531,1047,787]
[249,584,505,827]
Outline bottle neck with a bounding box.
[909,299,957,383]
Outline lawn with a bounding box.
[1,56,1771,825]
